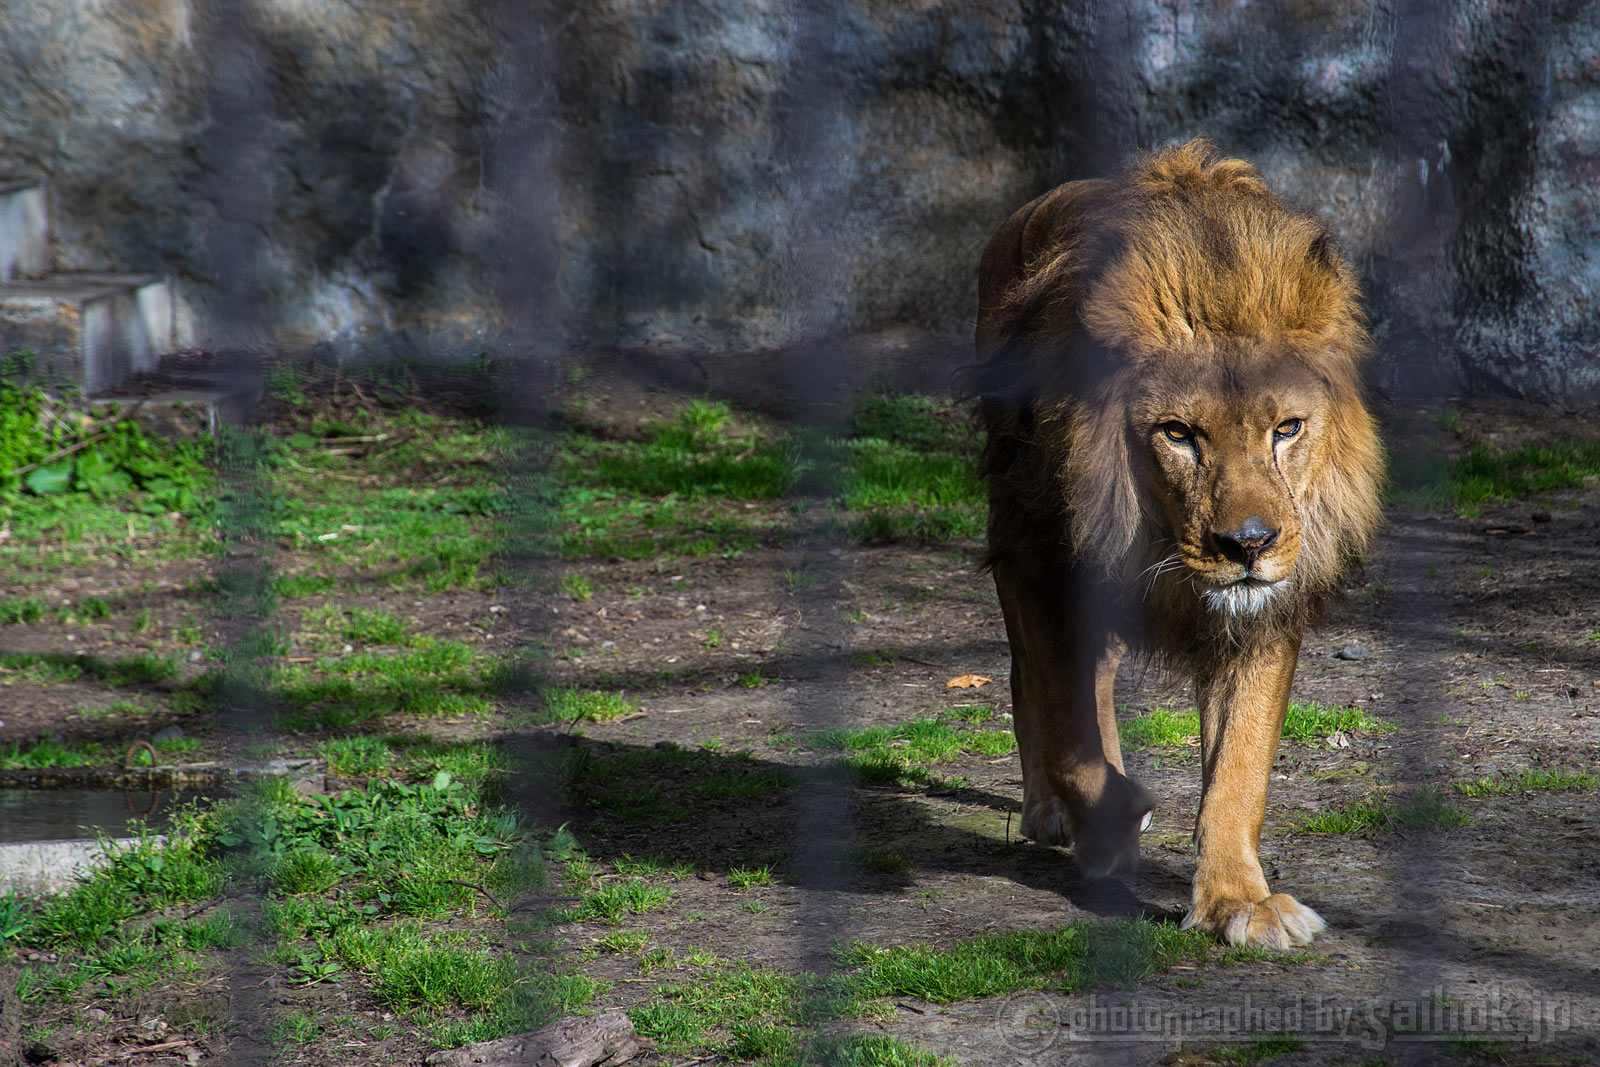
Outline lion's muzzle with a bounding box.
[1210,516,1279,570]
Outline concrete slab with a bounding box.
[0,835,164,896]
[0,178,49,282]
[0,272,172,393]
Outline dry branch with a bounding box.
[423,1011,639,1067]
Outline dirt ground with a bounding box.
[6,360,1600,1065]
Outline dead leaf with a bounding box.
[945,674,992,689]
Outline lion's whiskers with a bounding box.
[1138,552,1184,598]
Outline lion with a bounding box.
[973,140,1384,948]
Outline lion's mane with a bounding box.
[975,140,1385,660]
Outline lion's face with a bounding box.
[1133,353,1331,617]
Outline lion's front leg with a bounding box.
[1183,632,1325,948]
[994,565,1154,879]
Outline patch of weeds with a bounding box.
[805,715,1014,784]
[77,697,151,719]
[561,572,594,601]
[1119,706,1200,748]
[1390,436,1600,515]
[728,865,774,889]
[1297,791,1472,835]
[0,596,45,623]
[1209,1035,1309,1063]
[577,400,798,500]
[846,506,985,544]
[390,736,508,784]
[635,965,800,1051]
[332,922,508,1012]
[1453,768,1599,796]
[269,1011,323,1045]
[612,854,692,878]
[338,607,410,646]
[853,849,910,875]
[536,686,638,725]
[274,847,343,895]
[1122,702,1393,749]
[0,381,213,514]
[840,917,1210,1003]
[570,879,673,925]
[0,736,106,768]
[69,596,112,621]
[737,669,771,688]
[944,704,995,725]
[594,930,649,954]
[152,735,201,758]
[320,735,396,777]
[1280,701,1395,742]
[0,649,179,688]
[639,946,677,974]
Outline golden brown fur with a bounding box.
[974,140,1384,948]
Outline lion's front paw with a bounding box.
[1182,892,1325,948]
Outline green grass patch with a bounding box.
[536,686,638,724]
[1453,768,1599,796]
[267,636,492,729]
[728,865,774,889]
[1390,437,1600,515]
[1297,791,1472,835]
[569,879,674,925]
[320,734,397,777]
[804,715,1015,784]
[0,596,46,623]
[0,736,107,768]
[839,917,1210,1002]
[1281,701,1395,742]
[1120,702,1394,749]
[552,394,985,557]
[1209,1035,1309,1063]
[0,649,180,688]
[1119,706,1200,748]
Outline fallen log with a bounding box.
[423,1012,639,1067]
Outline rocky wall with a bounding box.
[0,0,1594,401]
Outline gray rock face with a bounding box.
[0,0,1593,401]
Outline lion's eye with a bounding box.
[1274,418,1303,440]
[1160,422,1193,443]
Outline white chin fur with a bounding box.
[1201,580,1283,617]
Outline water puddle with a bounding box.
[0,787,213,843]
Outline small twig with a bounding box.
[317,433,389,445]
[510,894,582,913]
[119,1039,193,1056]
[180,896,224,920]
[14,430,114,477]
[895,654,951,669]
[14,401,149,478]
[440,879,503,909]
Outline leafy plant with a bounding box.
[0,380,212,512]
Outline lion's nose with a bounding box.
[1212,518,1279,568]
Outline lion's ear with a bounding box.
[1064,394,1141,572]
